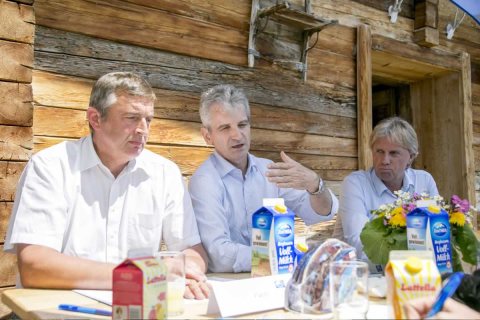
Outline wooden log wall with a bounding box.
[0,0,35,315]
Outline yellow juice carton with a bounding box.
[251,198,295,277]
[113,256,168,320]
[385,250,441,319]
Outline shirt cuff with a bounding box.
[301,189,338,225]
[232,245,252,273]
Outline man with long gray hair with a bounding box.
[189,84,338,273]
[4,72,210,299]
[333,117,438,270]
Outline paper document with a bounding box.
[73,289,112,306]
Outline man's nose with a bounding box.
[135,118,149,135]
[230,126,241,140]
[381,154,390,164]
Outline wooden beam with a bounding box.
[0,126,33,161]
[0,202,13,245]
[414,0,438,29]
[0,161,27,202]
[357,24,372,171]
[0,40,33,83]
[0,0,34,44]
[349,0,414,19]
[460,52,476,228]
[414,27,439,48]
[0,287,14,319]
[0,246,17,287]
[0,82,33,126]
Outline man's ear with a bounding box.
[86,107,102,131]
[201,127,212,146]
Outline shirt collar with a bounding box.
[78,134,147,174]
[370,167,415,197]
[212,150,257,178]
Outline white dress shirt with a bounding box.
[188,151,339,273]
[4,135,200,264]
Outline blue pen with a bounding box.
[425,272,465,319]
[59,304,112,316]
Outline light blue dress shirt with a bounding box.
[332,167,438,260]
[189,151,339,273]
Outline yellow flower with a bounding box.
[392,207,404,216]
[449,211,466,227]
[378,212,385,217]
[389,213,407,227]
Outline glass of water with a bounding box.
[155,251,185,316]
[329,260,369,319]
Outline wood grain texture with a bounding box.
[0,126,33,161]
[357,24,372,171]
[0,287,14,319]
[32,71,357,139]
[34,27,357,118]
[0,82,33,126]
[0,202,13,245]
[0,245,17,287]
[0,40,33,83]
[0,161,27,202]
[350,0,414,19]
[0,0,34,44]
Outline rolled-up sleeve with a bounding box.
[189,174,251,273]
[338,176,369,257]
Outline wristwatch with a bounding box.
[308,175,325,195]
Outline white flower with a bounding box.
[379,205,387,211]
[421,192,428,198]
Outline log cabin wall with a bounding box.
[0,0,35,316]
[0,0,479,314]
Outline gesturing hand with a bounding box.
[184,279,211,300]
[265,151,319,193]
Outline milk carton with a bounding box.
[386,250,441,319]
[406,204,453,274]
[251,199,295,278]
[112,256,168,320]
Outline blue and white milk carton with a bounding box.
[251,199,296,278]
[406,204,453,274]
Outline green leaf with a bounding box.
[452,224,480,265]
[451,245,464,272]
[360,218,408,265]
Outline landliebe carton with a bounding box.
[386,250,441,319]
[406,205,453,274]
[251,201,295,278]
[112,256,168,320]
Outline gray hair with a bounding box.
[89,72,156,131]
[199,84,250,131]
[370,117,419,164]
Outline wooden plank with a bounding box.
[0,40,33,83]
[438,0,480,31]
[0,82,33,126]
[415,0,438,29]
[414,27,439,48]
[371,35,461,71]
[349,0,414,19]
[307,49,356,88]
[0,202,13,245]
[0,0,34,44]
[33,106,358,157]
[0,126,33,161]
[357,24,372,171]
[0,161,27,201]
[34,27,356,118]
[473,105,480,124]
[0,287,14,319]
[33,136,358,178]
[475,146,480,171]
[34,0,248,67]
[33,71,357,138]
[473,83,480,105]
[472,64,480,85]
[0,246,17,287]
[460,52,476,206]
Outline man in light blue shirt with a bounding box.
[189,84,339,273]
[333,117,438,264]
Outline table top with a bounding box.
[2,273,386,319]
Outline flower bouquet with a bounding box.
[360,191,479,271]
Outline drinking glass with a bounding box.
[155,251,185,316]
[329,260,369,319]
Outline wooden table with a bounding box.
[2,273,387,319]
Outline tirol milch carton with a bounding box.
[112,256,168,320]
[406,203,453,274]
[251,198,295,278]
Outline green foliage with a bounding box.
[450,245,464,272]
[451,224,479,265]
[360,217,408,265]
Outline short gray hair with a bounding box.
[199,84,250,131]
[89,72,156,130]
[370,117,418,163]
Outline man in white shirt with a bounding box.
[4,72,210,299]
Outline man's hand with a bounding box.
[403,297,480,319]
[184,279,211,300]
[185,260,207,282]
[266,151,319,193]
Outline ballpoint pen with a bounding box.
[425,272,465,319]
[58,304,112,316]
